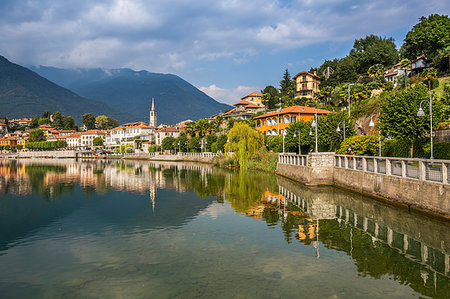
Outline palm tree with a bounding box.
[400,58,411,88]
[422,67,437,91]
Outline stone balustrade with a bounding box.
[335,155,449,185]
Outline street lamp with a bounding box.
[348,83,355,118]
[336,121,346,140]
[417,97,434,159]
[293,127,301,155]
[311,110,318,152]
[369,116,382,157]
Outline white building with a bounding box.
[66,133,81,149]
[155,126,181,146]
[81,130,106,149]
[106,123,154,148]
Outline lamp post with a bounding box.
[368,116,382,157]
[336,121,346,140]
[311,110,318,152]
[348,83,354,118]
[417,97,433,159]
[294,126,301,155]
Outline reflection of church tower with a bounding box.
[149,98,157,127]
[149,171,157,214]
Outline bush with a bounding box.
[337,135,381,156]
[383,139,409,157]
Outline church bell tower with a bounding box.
[149,98,157,127]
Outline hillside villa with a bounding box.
[254,105,330,136]
[293,71,321,99]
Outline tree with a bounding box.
[400,14,450,61]
[188,136,201,152]
[194,119,210,138]
[399,58,411,88]
[41,111,51,119]
[96,115,119,130]
[225,122,264,169]
[378,83,443,157]
[422,67,437,91]
[350,35,398,74]
[52,111,64,129]
[433,46,450,73]
[28,128,46,142]
[161,136,176,150]
[175,131,188,152]
[334,56,358,84]
[31,115,40,128]
[280,69,295,98]
[82,113,96,130]
[261,86,280,110]
[63,116,76,130]
[93,137,104,147]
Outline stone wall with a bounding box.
[333,167,449,217]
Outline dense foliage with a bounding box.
[26,141,67,150]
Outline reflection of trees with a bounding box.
[25,165,74,200]
[318,219,449,298]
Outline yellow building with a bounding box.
[240,91,264,107]
[293,71,320,99]
[254,105,330,136]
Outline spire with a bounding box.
[151,98,155,111]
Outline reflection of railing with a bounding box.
[179,152,219,158]
[278,153,308,167]
[278,183,450,277]
[335,155,449,185]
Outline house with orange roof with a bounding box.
[81,130,106,149]
[293,71,320,99]
[240,91,263,107]
[155,126,182,146]
[223,100,265,120]
[253,105,330,136]
[38,124,60,137]
[67,133,82,149]
[106,123,154,149]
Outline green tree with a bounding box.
[175,131,188,152]
[63,116,76,130]
[350,35,398,74]
[161,136,176,150]
[335,56,358,84]
[28,128,46,142]
[225,122,264,169]
[421,67,437,91]
[261,85,280,110]
[194,119,210,138]
[96,115,119,130]
[399,58,411,88]
[51,111,64,129]
[93,137,104,147]
[41,111,51,119]
[31,115,40,128]
[280,69,295,98]
[400,14,450,61]
[433,46,450,73]
[188,136,201,152]
[82,113,96,130]
[378,83,443,157]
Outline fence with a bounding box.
[278,153,308,167]
[335,155,449,185]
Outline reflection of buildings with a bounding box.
[278,180,450,281]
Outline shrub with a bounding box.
[337,135,381,156]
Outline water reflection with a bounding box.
[0,158,449,298]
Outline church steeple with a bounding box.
[149,98,157,127]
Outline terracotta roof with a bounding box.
[253,105,330,119]
[111,123,152,131]
[224,108,236,115]
[241,91,262,99]
[82,130,106,135]
[156,127,181,133]
[234,100,252,106]
[67,133,81,138]
[293,71,320,80]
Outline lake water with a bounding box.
[0,159,449,298]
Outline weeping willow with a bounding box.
[225,122,264,169]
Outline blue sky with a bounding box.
[0,0,449,105]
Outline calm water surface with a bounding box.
[0,159,449,298]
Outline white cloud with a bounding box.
[0,0,448,74]
[199,84,260,105]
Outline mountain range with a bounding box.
[0,55,230,125]
[0,55,133,123]
[29,65,231,124]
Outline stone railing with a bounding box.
[335,155,449,185]
[278,153,308,167]
[179,152,219,158]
